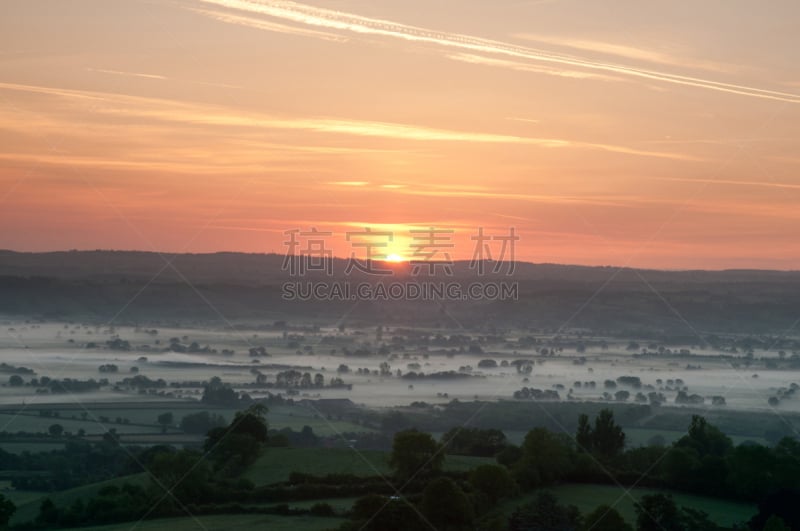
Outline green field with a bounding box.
[72,514,344,530]
[266,405,374,437]
[244,447,390,485]
[500,483,757,528]
[0,412,166,435]
[288,497,360,512]
[243,447,495,486]
[0,441,65,454]
[442,453,497,471]
[0,402,372,440]
[0,486,46,509]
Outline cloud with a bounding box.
[327,181,370,186]
[0,152,313,175]
[188,0,800,104]
[505,117,540,124]
[0,81,696,160]
[86,67,245,90]
[652,176,800,192]
[512,34,735,74]
[447,52,619,81]
[388,185,642,208]
[86,68,168,81]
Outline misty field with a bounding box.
[1,321,798,415]
[0,318,796,529]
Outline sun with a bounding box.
[385,253,405,263]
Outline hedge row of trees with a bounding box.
[18,406,800,530]
[339,410,799,530]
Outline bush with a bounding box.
[309,502,336,516]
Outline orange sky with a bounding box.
[1,0,799,269]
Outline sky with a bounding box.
[1,0,799,269]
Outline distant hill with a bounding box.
[0,250,799,335]
[0,249,798,284]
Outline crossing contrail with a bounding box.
[192,0,800,104]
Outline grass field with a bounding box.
[267,405,374,437]
[72,514,344,530]
[0,441,65,454]
[0,403,372,440]
[288,497,360,512]
[1,486,46,509]
[0,412,166,435]
[443,453,497,472]
[499,483,757,528]
[243,448,391,485]
[243,447,495,485]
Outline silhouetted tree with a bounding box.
[156,412,173,433]
[576,413,592,452]
[582,505,632,531]
[509,491,580,531]
[389,429,443,481]
[347,494,426,531]
[515,428,573,488]
[0,494,15,527]
[749,489,800,531]
[204,404,268,475]
[592,409,625,458]
[635,494,682,531]
[420,477,474,530]
[469,464,517,504]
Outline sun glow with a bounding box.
[385,253,405,263]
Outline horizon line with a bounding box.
[0,248,797,274]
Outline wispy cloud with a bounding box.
[642,136,800,146]
[0,151,316,175]
[337,220,478,233]
[389,185,642,208]
[490,212,537,222]
[505,117,540,124]
[0,81,695,160]
[652,176,800,191]
[86,67,244,89]
[86,68,168,81]
[327,181,369,186]
[512,34,735,74]
[188,0,800,103]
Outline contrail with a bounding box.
[193,0,800,104]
